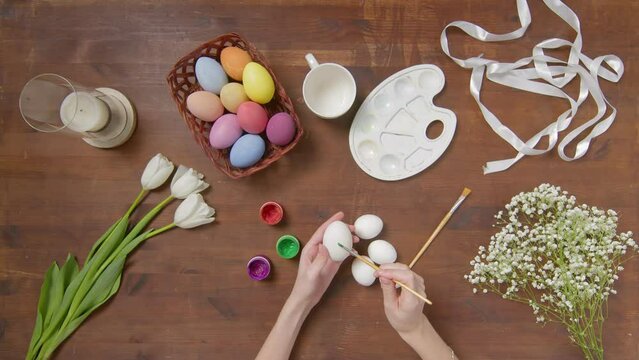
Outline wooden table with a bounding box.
[1,1,637,359]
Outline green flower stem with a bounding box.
[125,189,148,218]
[147,223,177,238]
[94,195,175,287]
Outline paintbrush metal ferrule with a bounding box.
[450,190,470,214]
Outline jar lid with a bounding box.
[276,235,300,259]
[260,201,284,225]
[247,255,271,281]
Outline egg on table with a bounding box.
[266,112,296,146]
[354,214,383,240]
[351,255,376,286]
[243,62,275,104]
[220,46,252,81]
[220,82,249,113]
[368,240,397,265]
[186,91,224,122]
[322,220,353,261]
[195,57,228,94]
[237,101,268,134]
[230,134,266,168]
[209,114,243,149]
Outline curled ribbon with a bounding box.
[440,0,624,174]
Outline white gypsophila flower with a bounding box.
[173,193,216,229]
[170,165,209,199]
[465,184,637,344]
[141,153,174,190]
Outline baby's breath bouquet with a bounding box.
[466,184,637,360]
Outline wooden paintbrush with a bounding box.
[409,187,471,269]
[338,242,432,305]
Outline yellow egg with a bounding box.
[243,62,275,104]
[220,47,252,81]
[220,82,249,113]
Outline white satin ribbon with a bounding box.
[440,0,624,174]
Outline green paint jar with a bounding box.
[276,235,300,259]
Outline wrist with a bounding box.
[398,315,428,345]
[284,292,314,318]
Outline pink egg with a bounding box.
[266,112,296,146]
[237,101,268,134]
[209,114,243,149]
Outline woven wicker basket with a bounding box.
[166,33,303,179]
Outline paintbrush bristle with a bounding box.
[462,187,472,197]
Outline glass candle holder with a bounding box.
[19,73,137,148]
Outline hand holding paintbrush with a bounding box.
[338,242,432,305]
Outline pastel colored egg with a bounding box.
[237,101,268,134]
[209,114,243,149]
[220,83,249,113]
[220,47,252,81]
[266,112,296,146]
[230,134,266,168]
[186,91,224,122]
[243,62,275,104]
[195,57,228,94]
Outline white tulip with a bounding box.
[174,193,216,229]
[170,165,209,199]
[140,153,175,190]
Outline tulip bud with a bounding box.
[141,153,175,190]
[174,193,216,229]
[170,165,209,199]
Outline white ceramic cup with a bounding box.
[302,53,356,119]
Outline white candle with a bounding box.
[59,91,109,132]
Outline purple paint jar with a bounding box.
[247,255,271,281]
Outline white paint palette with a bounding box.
[349,65,456,181]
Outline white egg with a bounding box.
[354,214,383,240]
[351,255,376,286]
[368,240,397,264]
[322,220,353,261]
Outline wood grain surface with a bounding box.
[1,1,637,359]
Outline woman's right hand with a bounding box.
[375,263,428,336]
[376,264,456,360]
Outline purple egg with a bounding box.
[266,112,296,146]
[209,114,243,149]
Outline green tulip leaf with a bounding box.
[86,216,129,268]
[40,270,124,359]
[30,265,89,358]
[43,263,63,328]
[67,217,128,321]
[76,257,125,317]
[26,262,56,359]
[85,219,120,266]
[59,254,79,291]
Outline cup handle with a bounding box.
[305,53,319,69]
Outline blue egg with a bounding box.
[195,57,228,94]
[230,134,266,168]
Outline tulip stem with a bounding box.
[125,189,148,218]
[148,223,177,237]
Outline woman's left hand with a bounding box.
[289,211,359,310]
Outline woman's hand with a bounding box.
[375,263,427,336]
[375,263,456,360]
[289,211,359,310]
